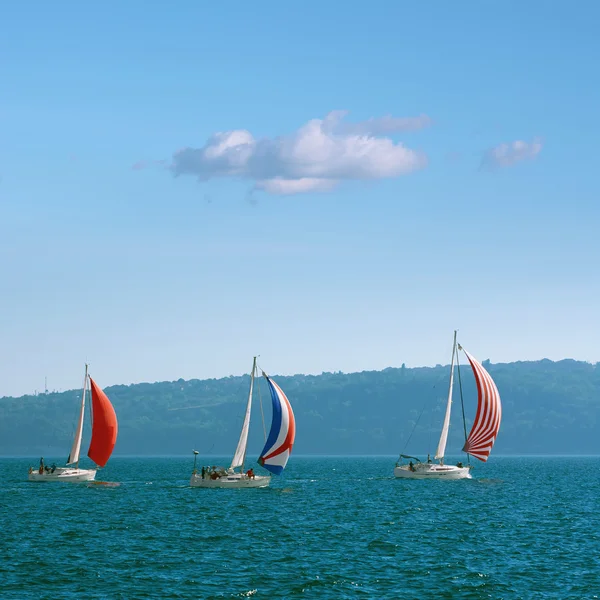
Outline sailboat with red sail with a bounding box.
[28,364,118,482]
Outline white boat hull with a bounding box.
[190,472,270,488]
[394,464,471,480]
[28,468,97,482]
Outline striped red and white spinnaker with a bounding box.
[460,347,502,462]
[394,332,502,480]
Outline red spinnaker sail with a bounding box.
[461,350,502,462]
[87,377,118,467]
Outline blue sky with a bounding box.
[1,1,598,396]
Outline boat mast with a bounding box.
[230,357,256,473]
[240,358,256,473]
[434,331,457,465]
[456,344,470,465]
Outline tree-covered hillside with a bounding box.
[1,359,598,457]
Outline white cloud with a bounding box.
[254,177,338,195]
[171,111,429,195]
[323,110,432,135]
[483,137,543,169]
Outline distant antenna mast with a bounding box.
[44,377,48,395]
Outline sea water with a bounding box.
[0,456,598,599]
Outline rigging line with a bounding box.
[456,347,470,465]
[85,363,90,421]
[257,373,267,442]
[401,397,427,455]
[400,374,447,455]
[69,381,85,451]
[428,393,434,456]
[255,360,267,441]
[401,407,424,454]
[86,373,93,431]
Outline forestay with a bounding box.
[67,366,89,466]
[435,332,457,461]
[230,359,256,470]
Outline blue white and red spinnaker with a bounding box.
[258,375,296,475]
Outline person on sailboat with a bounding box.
[246,468,255,479]
[201,466,206,479]
[409,461,415,472]
[427,454,432,464]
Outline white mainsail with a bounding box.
[435,331,457,461]
[230,357,256,471]
[67,364,88,466]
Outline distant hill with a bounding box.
[1,359,599,458]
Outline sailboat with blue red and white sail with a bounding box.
[28,364,119,482]
[190,357,296,488]
[394,331,502,479]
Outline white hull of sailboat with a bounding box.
[28,468,97,482]
[190,473,271,489]
[394,332,502,480]
[29,366,118,484]
[394,464,471,480]
[189,357,295,490]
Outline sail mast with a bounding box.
[240,358,256,472]
[455,349,470,464]
[434,331,457,464]
[231,357,256,473]
[67,364,88,468]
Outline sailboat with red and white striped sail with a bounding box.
[28,364,118,482]
[190,357,296,488]
[394,331,502,479]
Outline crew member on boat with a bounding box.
[210,466,221,480]
[246,468,255,479]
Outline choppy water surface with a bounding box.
[0,456,599,599]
